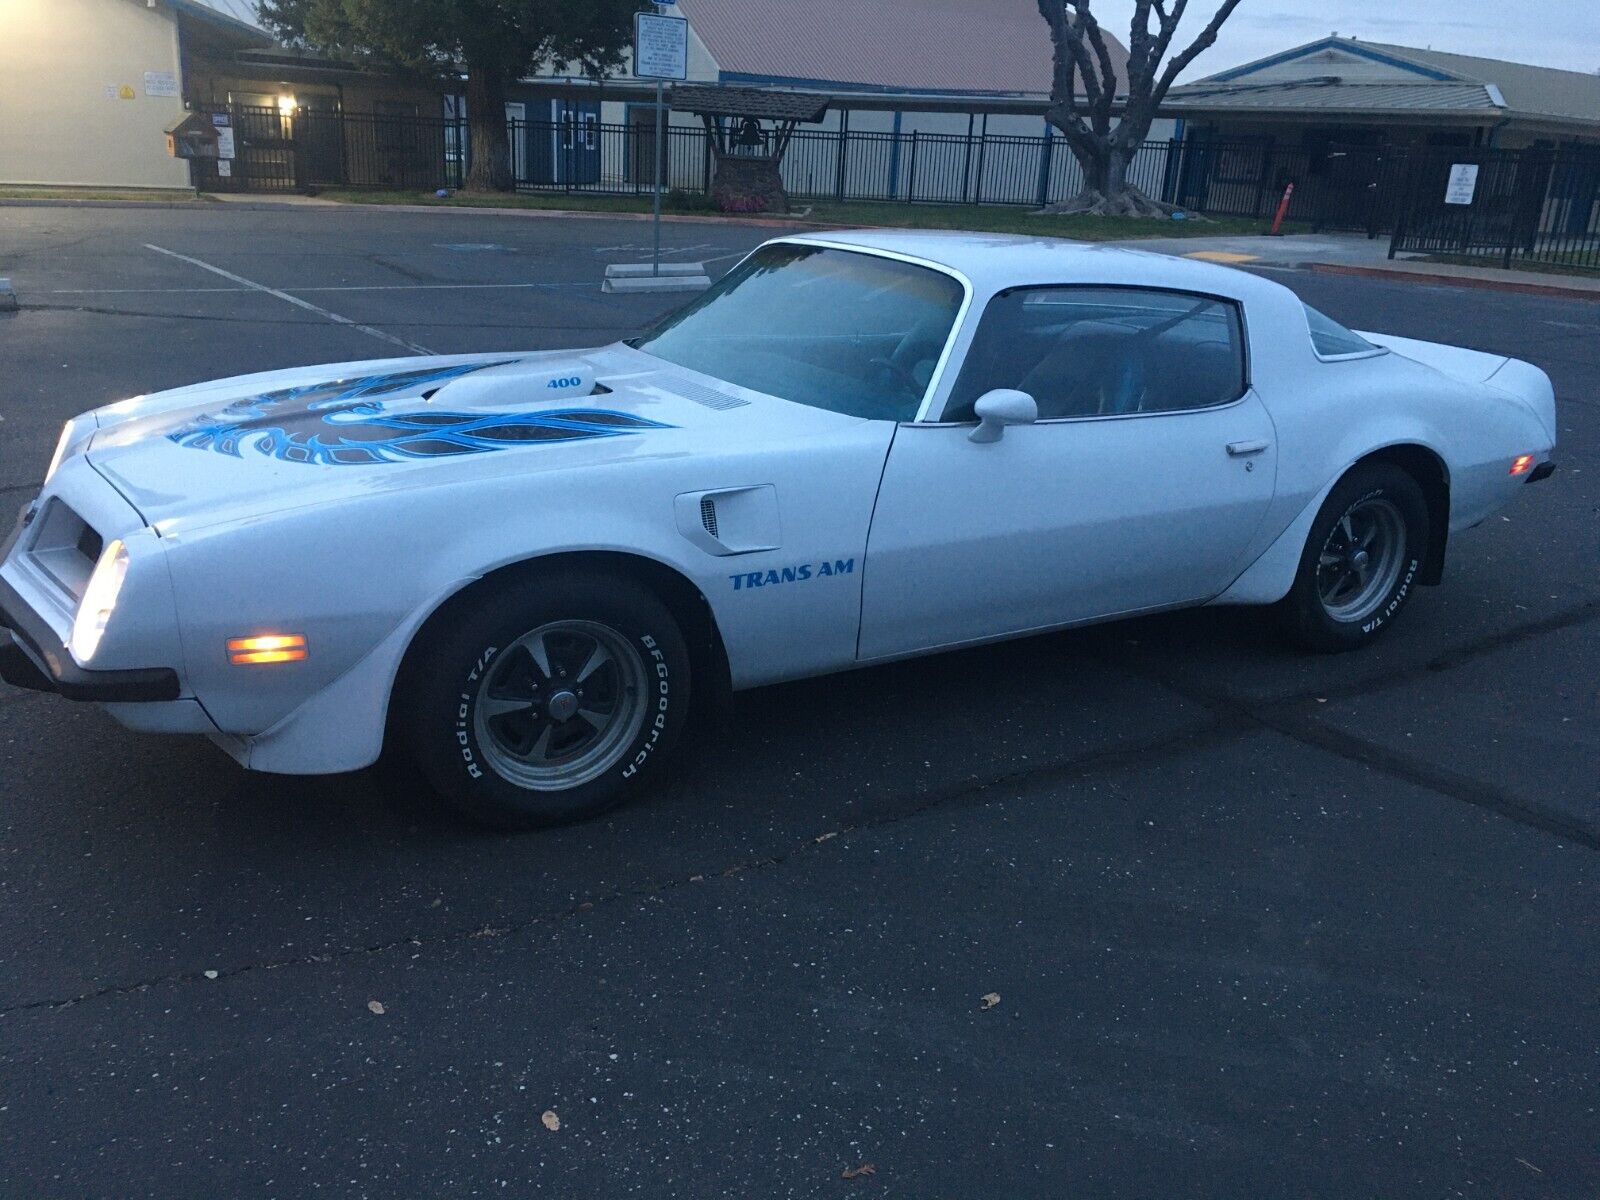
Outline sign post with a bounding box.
[602,7,707,293]
[634,8,689,277]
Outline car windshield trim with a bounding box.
[629,242,971,423]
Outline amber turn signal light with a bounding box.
[1510,455,1536,476]
[227,634,308,665]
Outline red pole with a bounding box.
[1270,181,1296,236]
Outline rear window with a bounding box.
[1305,305,1381,358]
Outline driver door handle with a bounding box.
[1226,439,1271,457]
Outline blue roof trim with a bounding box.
[718,70,1044,100]
[1209,39,1458,84]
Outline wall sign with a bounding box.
[144,71,179,98]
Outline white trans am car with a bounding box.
[1,232,1557,827]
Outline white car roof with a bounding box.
[780,228,1281,303]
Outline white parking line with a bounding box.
[143,244,435,355]
[45,282,587,296]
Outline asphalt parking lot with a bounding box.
[1,203,1596,1198]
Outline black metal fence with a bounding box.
[1389,147,1600,270]
[194,104,1593,254]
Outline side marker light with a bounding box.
[228,634,308,665]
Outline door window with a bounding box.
[943,287,1247,422]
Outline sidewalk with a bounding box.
[1304,257,1600,301]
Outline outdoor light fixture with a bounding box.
[69,539,130,663]
[277,94,297,115]
[227,634,308,665]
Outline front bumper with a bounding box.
[0,558,180,703]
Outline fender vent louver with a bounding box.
[699,496,719,538]
[654,377,750,411]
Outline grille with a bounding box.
[654,376,750,411]
[699,496,719,538]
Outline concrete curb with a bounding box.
[1308,262,1600,303]
[0,197,288,212]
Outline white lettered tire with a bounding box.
[403,570,690,829]
[1277,461,1429,653]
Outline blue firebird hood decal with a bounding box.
[164,361,673,465]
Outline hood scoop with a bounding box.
[431,361,598,409]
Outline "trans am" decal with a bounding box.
[164,362,673,465]
[729,560,855,591]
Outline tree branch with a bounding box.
[1040,1,1105,115]
[1153,0,1243,104]
[1066,1,1122,115]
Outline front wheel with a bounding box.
[1277,462,1429,653]
[402,572,690,830]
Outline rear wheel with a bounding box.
[403,571,690,830]
[1277,462,1429,653]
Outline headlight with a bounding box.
[70,539,129,663]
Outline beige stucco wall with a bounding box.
[0,0,192,189]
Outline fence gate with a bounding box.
[1390,147,1600,271]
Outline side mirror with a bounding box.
[968,389,1038,444]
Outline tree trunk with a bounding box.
[1037,128,1188,218]
[464,64,512,193]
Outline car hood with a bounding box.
[84,345,855,534]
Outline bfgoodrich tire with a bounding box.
[403,571,690,830]
[1277,462,1429,653]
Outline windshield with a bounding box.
[631,244,965,421]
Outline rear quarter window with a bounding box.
[1305,304,1383,359]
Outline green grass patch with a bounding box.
[0,187,204,202]
[802,200,1287,240]
[318,187,1287,240]
[321,188,718,215]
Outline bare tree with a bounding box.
[1036,0,1244,216]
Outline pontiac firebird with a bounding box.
[0,232,1558,828]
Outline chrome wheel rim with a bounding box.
[1316,496,1407,623]
[473,620,648,791]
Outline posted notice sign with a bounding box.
[635,12,688,81]
[1444,163,1480,206]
